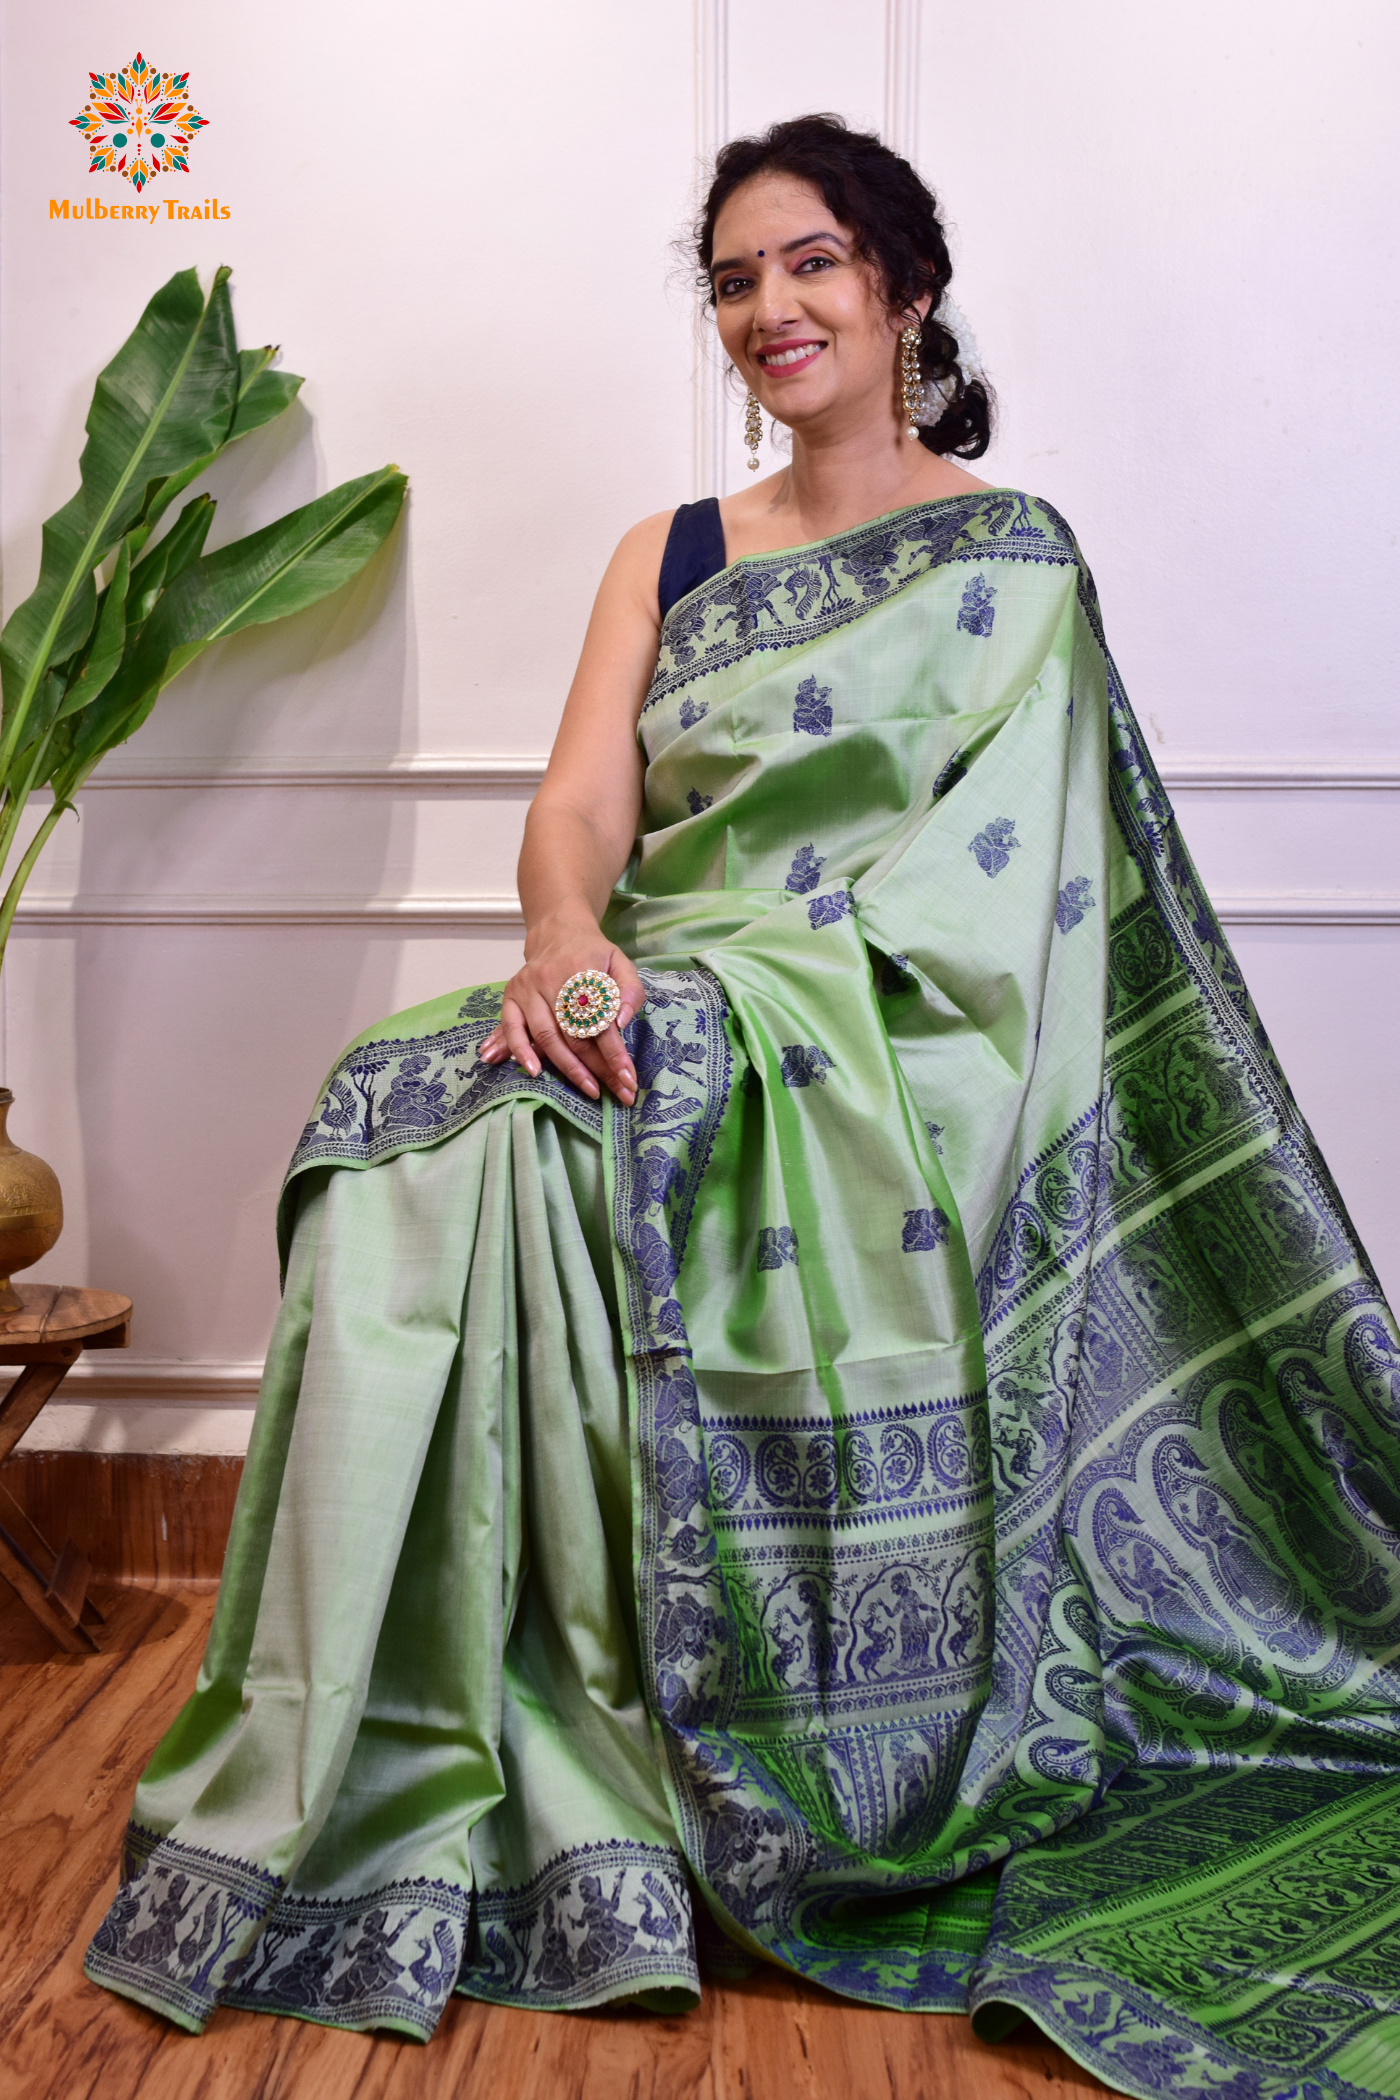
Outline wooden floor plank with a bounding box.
[2,1451,242,1585]
[0,1587,211,2025]
[0,1581,1118,2099]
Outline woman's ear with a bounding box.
[890,293,934,339]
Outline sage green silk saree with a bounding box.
[88,492,1400,2100]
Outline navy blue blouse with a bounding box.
[657,498,728,621]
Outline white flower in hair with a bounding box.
[914,295,987,427]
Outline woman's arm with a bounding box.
[478,509,673,1104]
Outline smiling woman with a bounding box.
[82,112,1400,2100]
[702,113,992,482]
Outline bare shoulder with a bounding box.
[914,457,993,499]
[616,506,678,558]
[600,507,677,614]
[562,508,678,727]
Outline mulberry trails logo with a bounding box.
[52,52,227,224]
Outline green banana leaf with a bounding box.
[0,268,304,773]
[5,495,214,801]
[137,346,304,544]
[55,539,132,722]
[0,261,406,980]
[47,465,407,802]
[125,494,217,629]
[0,269,235,755]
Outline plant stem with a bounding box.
[0,732,57,905]
[0,799,71,983]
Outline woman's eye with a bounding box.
[796,255,834,274]
[718,275,753,299]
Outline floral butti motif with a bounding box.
[957,573,997,637]
[1055,875,1095,932]
[785,844,825,894]
[792,676,834,737]
[969,816,1020,878]
[807,891,853,929]
[756,1226,799,1271]
[70,54,208,193]
[779,1044,834,1089]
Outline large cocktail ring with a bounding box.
[554,970,623,1039]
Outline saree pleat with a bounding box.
[88,490,1400,2099]
[88,1105,697,2035]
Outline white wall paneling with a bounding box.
[14,892,1400,929]
[2,1,1395,1452]
[883,0,922,164]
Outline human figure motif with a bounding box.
[381,1052,453,1129]
[123,1874,195,1969]
[890,1569,936,1671]
[323,1908,407,2005]
[702,1802,787,1930]
[1319,1411,1400,1536]
[1234,1420,1388,1615]
[532,1896,576,1993]
[1113,1536,1225,1657]
[571,1874,639,1979]
[1189,1488,1297,1626]
[268,1922,341,2010]
[888,1731,933,1839]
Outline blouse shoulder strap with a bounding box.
[657,498,727,621]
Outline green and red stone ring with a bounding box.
[554,970,624,1039]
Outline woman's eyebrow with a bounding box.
[779,229,847,254]
[710,229,848,280]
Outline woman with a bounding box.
[87,116,1400,2100]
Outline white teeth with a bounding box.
[761,344,822,368]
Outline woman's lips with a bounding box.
[756,341,826,377]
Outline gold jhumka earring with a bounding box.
[899,323,923,441]
[744,389,763,472]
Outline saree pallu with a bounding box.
[87,490,1400,2100]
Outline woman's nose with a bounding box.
[753,275,799,333]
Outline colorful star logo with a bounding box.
[70,53,208,194]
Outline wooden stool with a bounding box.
[0,1284,132,1653]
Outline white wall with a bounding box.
[3,1,1396,1454]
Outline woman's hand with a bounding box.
[478,916,644,1105]
[480,506,675,1108]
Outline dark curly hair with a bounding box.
[695,112,992,461]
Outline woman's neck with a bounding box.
[719,415,989,560]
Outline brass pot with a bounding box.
[0,1089,62,1315]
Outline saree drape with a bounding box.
[88,491,1400,2100]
